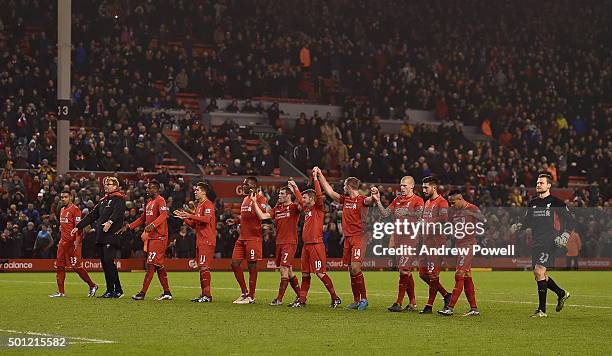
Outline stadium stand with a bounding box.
[0,0,610,260]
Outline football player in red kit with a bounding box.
[285,173,341,308]
[174,182,217,302]
[251,183,301,306]
[419,176,451,314]
[438,190,483,316]
[49,191,98,298]
[317,167,375,310]
[372,176,424,312]
[121,181,172,301]
[231,177,268,304]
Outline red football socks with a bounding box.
[231,264,248,295]
[141,265,155,294]
[319,274,338,299]
[449,274,465,308]
[247,268,258,299]
[277,277,289,301]
[56,268,66,294]
[299,275,311,303]
[199,269,211,297]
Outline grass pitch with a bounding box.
[0,270,610,355]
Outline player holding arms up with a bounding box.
[419,176,451,314]
[174,182,217,302]
[317,168,375,310]
[512,173,571,317]
[49,190,98,298]
[120,181,172,301]
[285,170,340,308]
[251,183,301,306]
[372,176,424,312]
[231,177,268,304]
[438,190,483,316]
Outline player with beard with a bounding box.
[419,176,451,314]
[511,173,572,317]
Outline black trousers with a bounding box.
[98,244,122,293]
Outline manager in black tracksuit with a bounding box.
[73,176,127,298]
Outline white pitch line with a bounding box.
[0,328,116,344]
[1,279,611,310]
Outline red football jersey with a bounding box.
[239,194,268,240]
[299,180,325,244]
[450,202,481,247]
[422,195,449,238]
[339,194,369,238]
[423,195,449,223]
[60,204,81,243]
[186,199,217,246]
[269,202,300,245]
[389,194,424,242]
[129,195,169,240]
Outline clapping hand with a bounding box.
[173,209,189,219]
[102,221,112,233]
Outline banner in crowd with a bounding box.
[1,257,610,272]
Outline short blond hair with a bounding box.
[400,176,415,186]
[103,176,120,187]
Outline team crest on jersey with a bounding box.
[344,203,357,209]
[160,206,168,211]
[204,208,211,214]
[75,216,81,222]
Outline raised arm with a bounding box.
[315,167,341,202]
[372,189,392,218]
[314,178,324,207]
[288,179,304,210]
[363,186,376,206]
[251,192,272,220]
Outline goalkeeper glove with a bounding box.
[510,223,522,233]
[554,232,570,247]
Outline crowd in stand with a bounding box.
[2,1,609,192]
[1,162,610,261]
